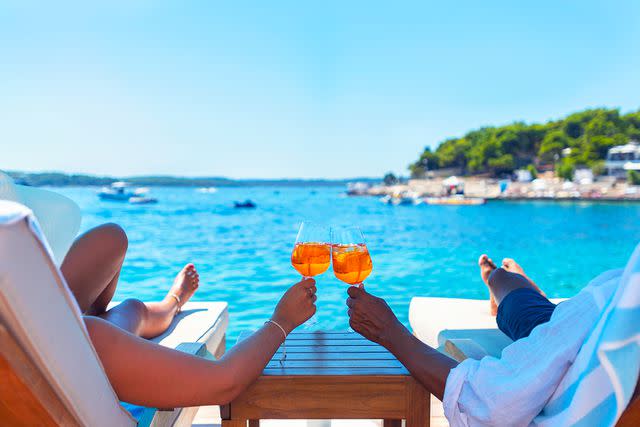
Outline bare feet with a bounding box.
[478,254,498,316]
[166,264,200,312]
[501,258,546,297]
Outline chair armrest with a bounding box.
[175,342,208,358]
[444,339,490,362]
[136,341,210,427]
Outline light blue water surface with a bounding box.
[55,187,640,341]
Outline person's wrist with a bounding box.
[380,320,409,351]
[270,313,295,335]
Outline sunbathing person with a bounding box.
[346,254,640,426]
[61,223,317,408]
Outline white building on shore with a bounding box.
[605,141,640,178]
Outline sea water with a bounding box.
[55,186,640,341]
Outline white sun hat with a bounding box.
[0,171,81,264]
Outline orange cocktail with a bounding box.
[331,243,373,285]
[291,242,331,277]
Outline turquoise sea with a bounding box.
[56,187,640,341]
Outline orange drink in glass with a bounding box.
[291,242,331,278]
[331,243,373,285]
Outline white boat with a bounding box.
[128,188,158,204]
[196,187,218,193]
[381,193,422,206]
[424,196,485,206]
[346,182,371,196]
[98,182,135,201]
[129,196,158,204]
[98,182,158,204]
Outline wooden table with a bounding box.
[222,331,430,427]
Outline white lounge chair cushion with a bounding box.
[0,200,135,426]
[409,296,566,358]
[108,301,229,351]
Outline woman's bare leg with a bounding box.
[61,223,200,338]
[61,223,128,314]
[100,264,200,338]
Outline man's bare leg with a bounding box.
[479,254,544,316]
[502,258,546,297]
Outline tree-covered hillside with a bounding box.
[409,108,640,179]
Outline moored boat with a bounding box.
[234,200,256,209]
[98,182,135,201]
[424,196,485,206]
[196,187,218,193]
[98,182,158,204]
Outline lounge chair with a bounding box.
[409,296,640,426]
[0,200,228,426]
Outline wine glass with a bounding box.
[291,222,331,327]
[330,226,373,287]
[331,226,373,332]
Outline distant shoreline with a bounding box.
[6,171,380,188]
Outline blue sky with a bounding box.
[2,1,640,178]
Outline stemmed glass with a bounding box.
[290,222,331,327]
[331,226,373,331]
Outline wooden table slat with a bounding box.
[263,367,409,376]
[275,345,391,353]
[282,339,379,346]
[272,351,397,360]
[267,359,405,369]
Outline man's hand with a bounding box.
[346,285,406,348]
[346,285,458,401]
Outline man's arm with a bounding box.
[346,286,458,400]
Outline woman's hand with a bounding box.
[271,278,317,334]
[346,285,405,348]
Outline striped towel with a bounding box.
[535,244,640,426]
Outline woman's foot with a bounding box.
[501,258,546,297]
[165,263,200,312]
[478,254,498,316]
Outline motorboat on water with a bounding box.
[98,182,135,201]
[129,188,158,204]
[346,182,371,196]
[424,196,485,206]
[381,192,422,206]
[98,182,158,204]
[234,200,256,209]
[196,187,218,194]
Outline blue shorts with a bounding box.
[496,287,556,341]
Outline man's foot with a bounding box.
[478,254,498,316]
[501,258,546,297]
[165,264,200,311]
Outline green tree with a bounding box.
[629,170,640,186]
[591,160,606,176]
[409,147,439,178]
[383,172,399,186]
[539,130,569,163]
[556,158,576,181]
[488,154,515,175]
